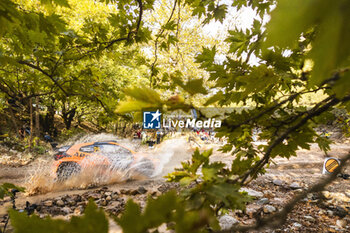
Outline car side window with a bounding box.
[79,145,95,153]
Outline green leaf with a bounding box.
[190,3,206,18]
[10,200,108,233]
[189,148,212,174]
[309,5,344,86]
[204,91,224,106]
[124,87,161,104]
[179,176,196,186]
[116,87,164,113]
[163,20,177,30]
[53,0,70,7]
[116,191,178,233]
[331,69,350,98]
[115,200,142,233]
[265,0,350,86]
[69,200,109,233]
[40,0,70,8]
[143,191,178,228]
[116,100,160,113]
[225,30,249,56]
[213,4,227,23]
[0,183,25,199]
[173,77,208,95]
[195,46,217,68]
[315,135,331,154]
[264,0,319,48]
[202,162,225,181]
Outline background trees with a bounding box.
[0,0,152,138]
[0,0,223,139]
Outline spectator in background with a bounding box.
[18,128,25,138]
[24,126,31,136]
[136,129,141,139]
[156,131,160,144]
[141,131,147,143]
[44,132,53,142]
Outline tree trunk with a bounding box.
[122,122,126,135]
[43,104,55,134]
[115,120,119,135]
[35,96,40,137]
[62,105,76,130]
[6,100,19,137]
[29,98,33,151]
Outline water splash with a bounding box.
[24,160,126,195]
[24,134,190,195]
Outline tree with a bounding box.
[0,0,151,137]
[144,0,219,93]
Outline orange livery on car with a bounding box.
[53,141,155,180]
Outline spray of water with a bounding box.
[24,134,190,195]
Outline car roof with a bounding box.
[66,141,136,154]
[72,141,118,147]
[93,141,118,145]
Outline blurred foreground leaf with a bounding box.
[10,200,108,233]
[0,183,25,199]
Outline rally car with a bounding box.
[53,141,155,180]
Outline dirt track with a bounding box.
[0,138,192,214]
[1,139,349,206]
[1,137,350,232]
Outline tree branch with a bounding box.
[0,80,16,98]
[104,0,143,49]
[219,152,350,232]
[224,86,327,132]
[236,94,350,185]
[17,60,69,96]
[150,0,178,87]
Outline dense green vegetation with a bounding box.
[1,0,350,232]
[0,0,219,143]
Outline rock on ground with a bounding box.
[218,215,239,230]
[240,188,264,198]
[263,205,276,213]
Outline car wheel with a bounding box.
[56,162,81,181]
